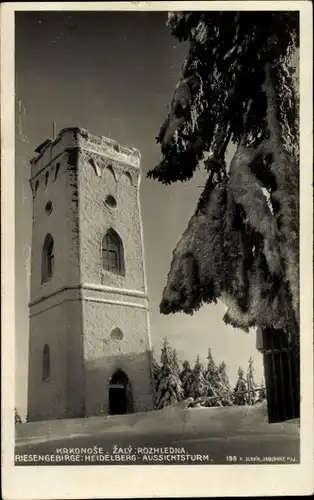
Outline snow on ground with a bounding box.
[16,401,299,446]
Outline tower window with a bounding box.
[42,344,50,381]
[45,201,53,215]
[105,195,117,209]
[102,229,124,276]
[35,180,39,193]
[42,233,54,283]
[54,163,60,181]
[45,171,49,187]
[111,327,124,342]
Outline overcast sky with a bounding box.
[15,11,264,417]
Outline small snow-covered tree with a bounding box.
[217,361,233,406]
[204,348,215,381]
[233,367,248,406]
[190,355,208,400]
[246,356,257,405]
[218,361,231,390]
[204,348,216,393]
[155,338,184,409]
[203,348,223,406]
[180,360,194,398]
[257,379,267,402]
[171,348,182,377]
[151,349,161,408]
[15,408,22,424]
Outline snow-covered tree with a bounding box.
[15,408,22,424]
[217,361,233,406]
[203,348,220,404]
[218,361,231,390]
[147,12,300,419]
[205,348,215,378]
[204,348,218,393]
[257,379,267,403]
[180,360,194,398]
[151,348,161,407]
[155,338,184,409]
[233,367,248,406]
[190,355,208,400]
[246,356,257,405]
[202,348,229,406]
[171,348,182,377]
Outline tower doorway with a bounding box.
[109,370,134,415]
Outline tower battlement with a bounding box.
[30,127,141,180]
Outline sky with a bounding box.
[15,10,264,417]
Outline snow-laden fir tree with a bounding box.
[180,360,194,398]
[204,348,217,395]
[218,361,231,390]
[151,348,161,407]
[205,348,215,379]
[155,338,185,409]
[257,379,267,403]
[202,348,231,406]
[246,356,257,405]
[147,11,300,419]
[203,348,221,405]
[190,355,208,401]
[15,408,22,424]
[217,361,233,406]
[171,348,182,377]
[233,367,248,406]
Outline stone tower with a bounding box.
[27,127,154,421]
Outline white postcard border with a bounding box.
[1,2,313,498]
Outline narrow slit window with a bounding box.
[42,344,50,381]
[54,163,60,181]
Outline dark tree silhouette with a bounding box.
[148,12,300,420]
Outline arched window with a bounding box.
[42,344,50,381]
[42,234,54,283]
[45,171,49,187]
[101,229,124,276]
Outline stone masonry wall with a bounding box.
[28,141,83,421]
[83,303,153,415]
[78,147,145,290]
[77,134,154,414]
[28,301,68,421]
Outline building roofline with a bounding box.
[30,127,141,166]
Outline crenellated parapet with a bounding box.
[29,127,141,197]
